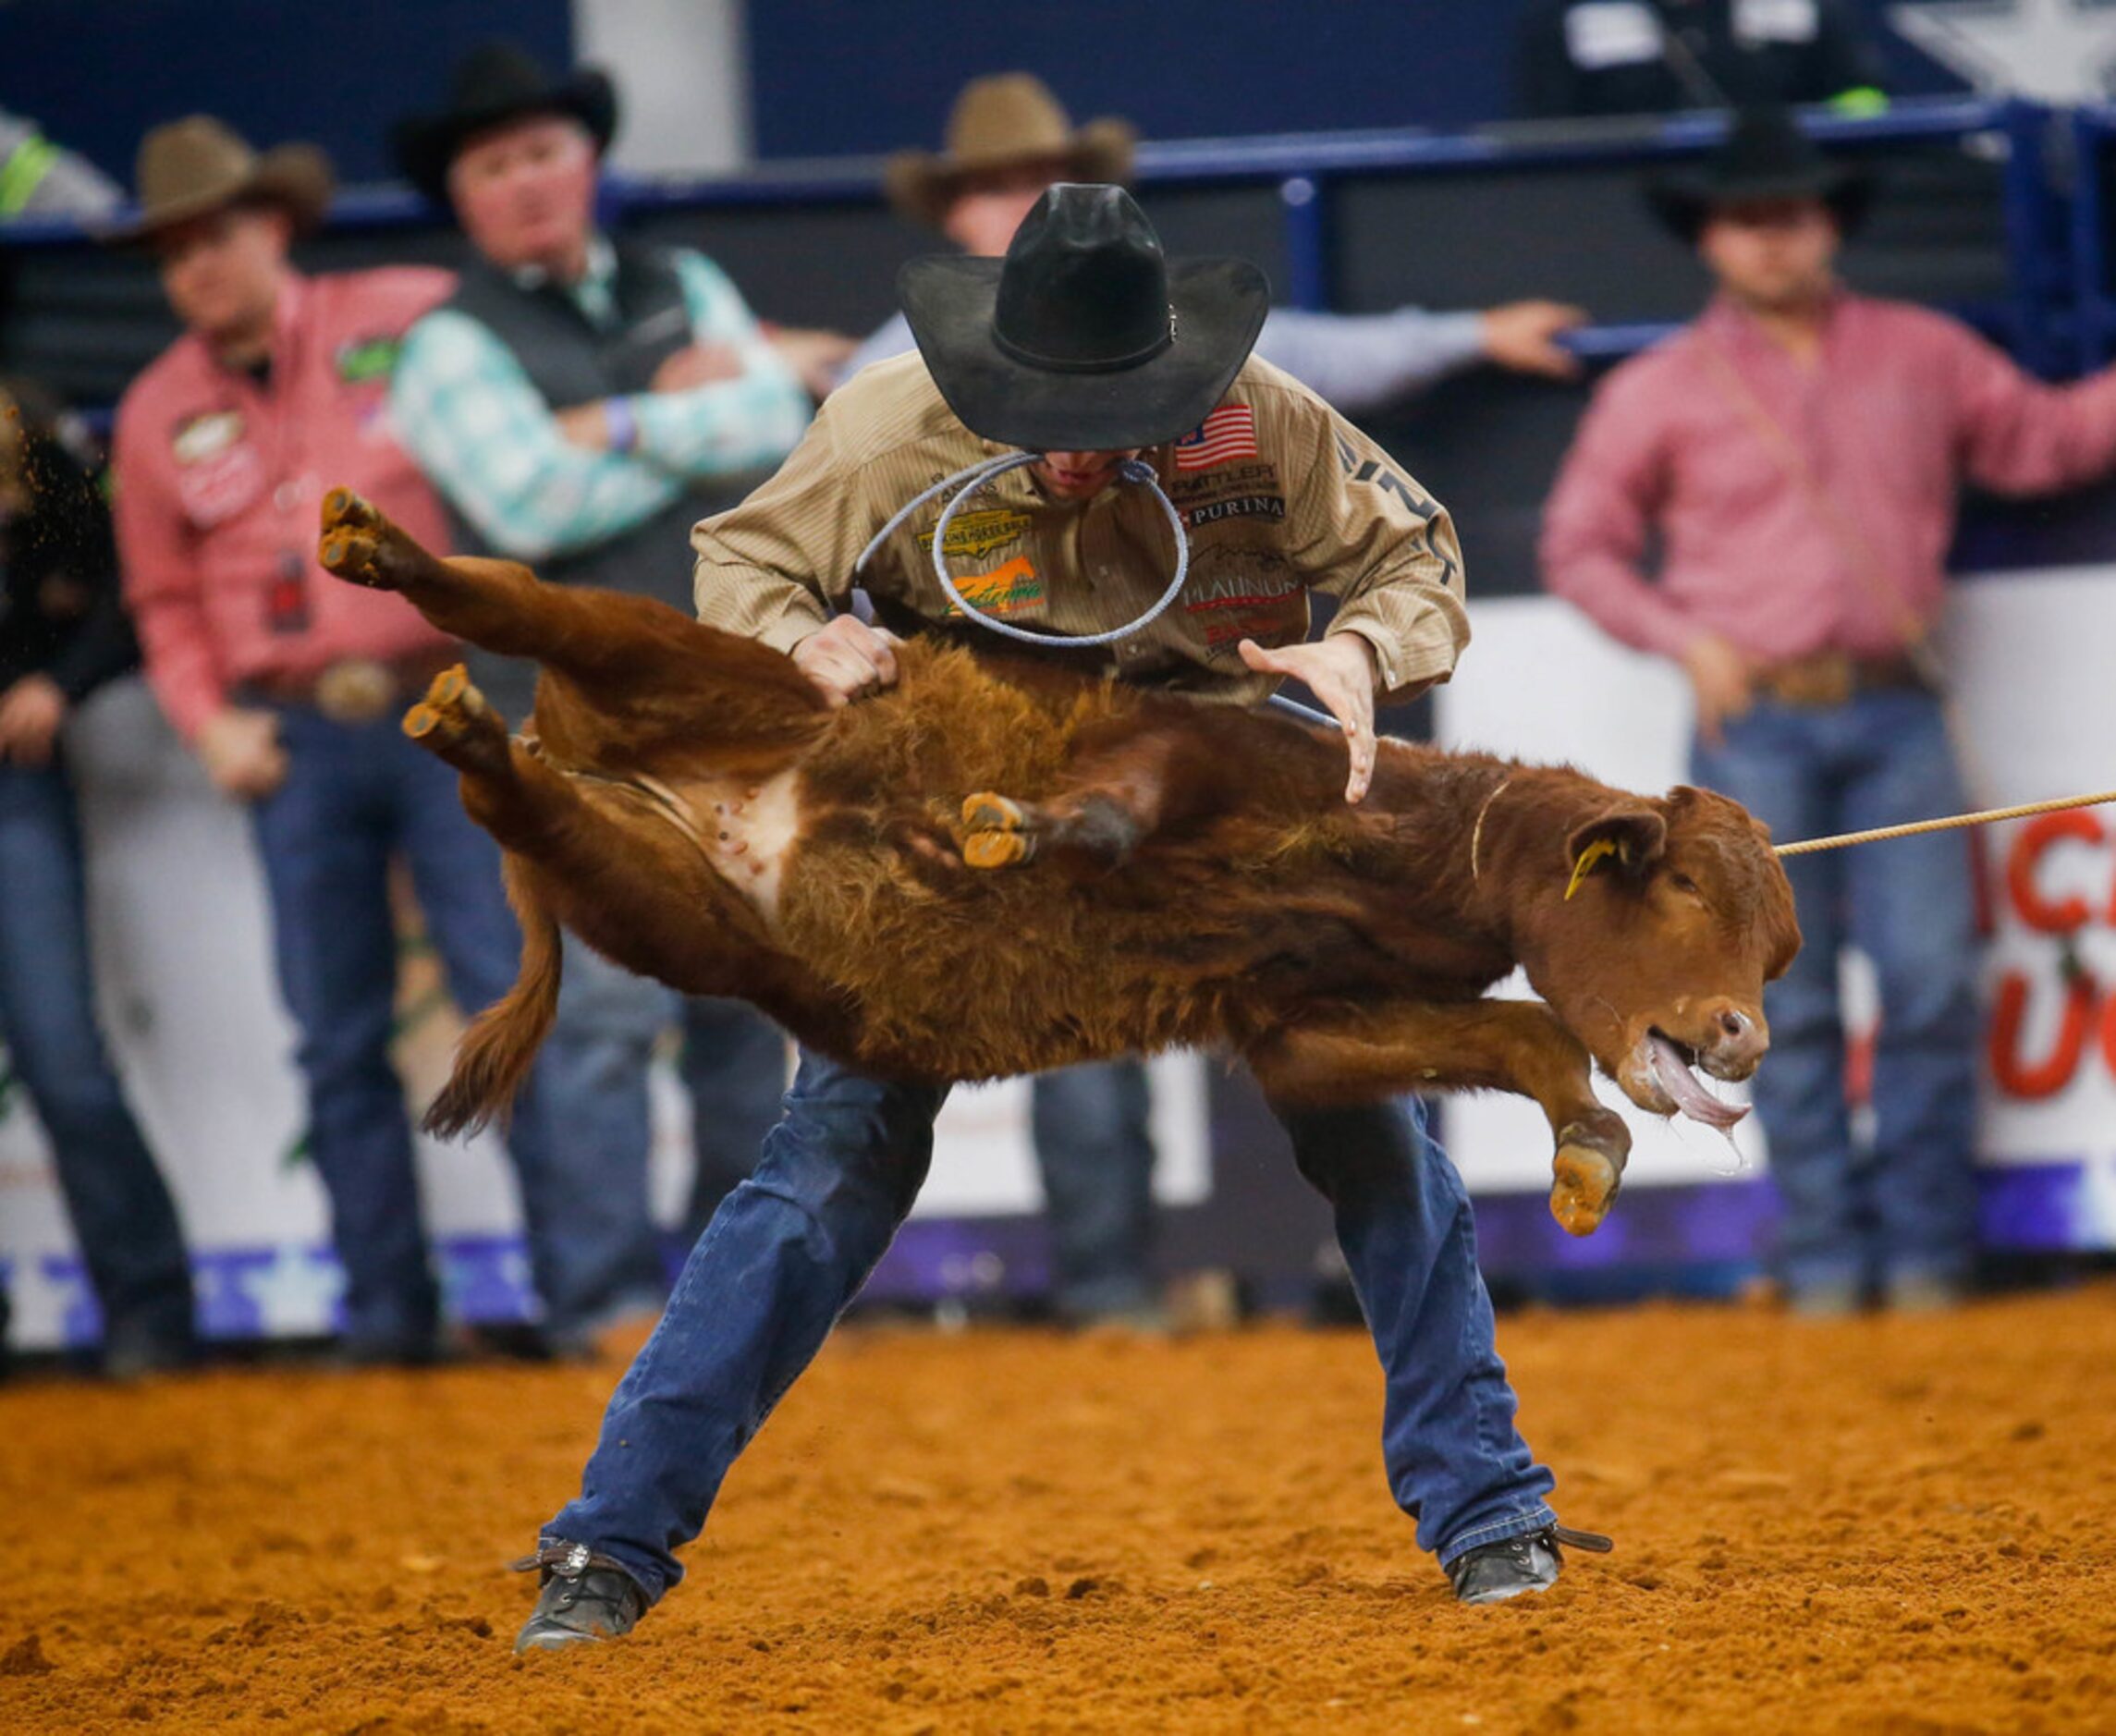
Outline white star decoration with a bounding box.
[239,1243,345,1336]
[1890,0,2116,104]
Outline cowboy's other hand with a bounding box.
[1681,630,1754,749]
[764,324,860,398]
[0,674,67,766]
[793,616,901,708]
[651,342,746,394]
[1239,633,1379,804]
[196,705,289,801]
[1479,300,1589,381]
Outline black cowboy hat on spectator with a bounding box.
[391,41,618,207]
[115,115,334,243]
[1646,107,1871,245]
[886,73,1136,229]
[899,183,1268,453]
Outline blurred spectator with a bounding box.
[1540,109,2116,1314]
[844,73,1588,400]
[388,44,809,1253]
[838,70,1586,1327]
[1518,0,1888,118]
[110,116,611,1364]
[0,106,123,221]
[0,379,196,1375]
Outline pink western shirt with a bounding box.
[114,268,459,742]
[1540,292,2116,665]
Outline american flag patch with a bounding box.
[1173,404,1258,471]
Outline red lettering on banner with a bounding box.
[2004,811,2104,935]
[1988,971,2097,1099]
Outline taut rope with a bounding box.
[1776,789,2116,857]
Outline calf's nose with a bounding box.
[1705,1001,1769,1072]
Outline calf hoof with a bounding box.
[960,791,1036,871]
[318,489,419,591]
[1549,1136,1621,1238]
[403,665,509,773]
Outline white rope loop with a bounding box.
[855,450,1192,649]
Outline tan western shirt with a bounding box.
[691,351,1469,706]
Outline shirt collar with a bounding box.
[1700,284,1852,352]
[510,234,618,325]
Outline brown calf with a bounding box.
[317,489,1800,1236]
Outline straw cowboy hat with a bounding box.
[1647,106,1871,244]
[885,73,1136,228]
[899,182,1266,452]
[120,115,333,241]
[392,41,618,207]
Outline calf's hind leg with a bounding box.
[317,490,826,753]
[401,664,764,996]
[1247,1001,1632,1236]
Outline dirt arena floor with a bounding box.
[7,1284,2116,1734]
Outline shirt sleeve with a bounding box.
[1281,393,1473,703]
[1942,319,2116,497]
[1255,307,1486,414]
[629,251,814,479]
[691,396,864,653]
[1538,362,1699,660]
[831,312,918,396]
[110,401,227,742]
[388,307,682,563]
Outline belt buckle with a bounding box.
[1767,652,1853,709]
[312,657,398,725]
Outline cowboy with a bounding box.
[840,73,1591,404]
[387,42,815,1281]
[109,116,597,1365]
[1542,108,2116,1314]
[511,184,1608,1651]
[836,73,1590,1326]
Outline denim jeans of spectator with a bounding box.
[1030,1058,1158,1320]
[0,759,194,1353]
[544,1050,1556,1600]
[251,704,597,1352]
[1692,689,1981,1297]
[541,942,789,1299]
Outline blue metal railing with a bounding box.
[6,93,2072,384]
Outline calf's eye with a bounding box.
[1669,873,1700,895]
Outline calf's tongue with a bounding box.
[1649,1034,1748,1131]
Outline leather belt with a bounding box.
[1754,650,1931,709]
[241,651,457,726]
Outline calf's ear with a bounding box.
[1563,806,1669,901]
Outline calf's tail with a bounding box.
[422,853,563,1139]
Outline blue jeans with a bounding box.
[544,1052,1555,1597]
[0,760,194,1351]
[251,705,606,1349]
[1031,1059,1157,1319]
[1693,691,1981,1294]
[540,943,789,1304]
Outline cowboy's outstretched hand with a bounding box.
[1239,634,1378,804]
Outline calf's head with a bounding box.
[1514,785,1801,1130]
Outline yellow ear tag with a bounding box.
[1565,837,1620,901]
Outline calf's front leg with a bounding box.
[1245,1000,1631,1236]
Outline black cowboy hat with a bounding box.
[391,41,618,207]
[899,183,1269,452]
[1647,107,1871,245]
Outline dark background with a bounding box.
[0,0,1974,185]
